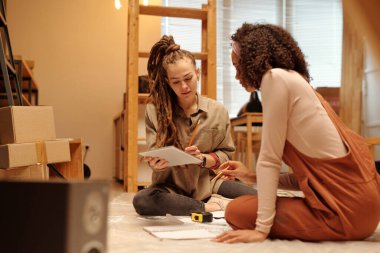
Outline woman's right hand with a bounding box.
[219,161,256,185]
[142,156,168,171]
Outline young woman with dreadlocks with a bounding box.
[213,23,380,243]
[132,35,256,216]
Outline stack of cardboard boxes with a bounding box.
[0,106,71,180]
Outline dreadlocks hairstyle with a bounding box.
[231,23,311,89]
[147,35,196,148]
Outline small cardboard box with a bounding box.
[0,139,71,169]
[0,164,49,180]
[0,106,56,145]
[36,139,71,164]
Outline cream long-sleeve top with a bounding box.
[256,68,347,234]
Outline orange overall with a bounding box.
[225,94,380,241]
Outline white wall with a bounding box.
[7,0,161,179]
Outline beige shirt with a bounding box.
[256,68,347,233]
[145,94,235,200]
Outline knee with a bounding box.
[133,190,156,215]
[133,188,165,215]
[225,195,257,230]
[225,198,242,229]
[132,193,147,215]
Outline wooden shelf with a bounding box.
[6,60,16,75]
[20,59,39,90]
[138,93,149,104]
[21,94,31,105]
[10,58,39,105]
[0,11,6,26]
[0,93,31,106]
[124,0,216,192]
[52,138,84,180]
[139,5,207,20]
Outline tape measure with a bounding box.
[191,211,213,223]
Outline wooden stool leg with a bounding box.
[241,135,246,164]
[234,132,241,161]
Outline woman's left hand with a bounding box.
[212,229,268,243]
[184,145,202,160]
[219,161,256,184]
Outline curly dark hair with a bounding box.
[231,23,310,89]
[147,35,196,148]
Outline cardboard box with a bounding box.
[0,139,71,169]
[0,164,49,180]
[0,142,37,168]
[0,106,56,145]
[36,139,71,164]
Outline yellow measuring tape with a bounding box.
[191,212,213,223]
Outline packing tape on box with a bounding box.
[35,142,48,164]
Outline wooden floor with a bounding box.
[109,180,125,199]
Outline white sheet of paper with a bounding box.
[139,146,201,167]
[147,229,216,240]
[143,225,219,240]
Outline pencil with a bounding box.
[213,171,223,181]
[187,119,201,146]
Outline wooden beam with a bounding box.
[139,5,207,20]
[125,0,139,192]
[344,0,380,69]
[206,0,216,99]
[340,2,364,134]
[201,4,208,97]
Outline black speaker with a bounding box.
[0,180,110,253]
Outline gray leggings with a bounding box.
[132,180,257,216]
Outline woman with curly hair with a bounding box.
[214,23,380,243]
[132,35,256,216]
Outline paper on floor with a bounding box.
[143,225,219,240]
[142,212,230,240]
